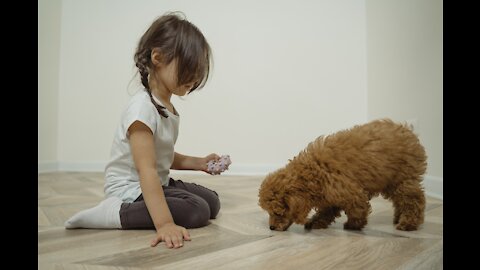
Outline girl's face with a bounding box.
[153,58,196,97]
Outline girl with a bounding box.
[64,12,222,249]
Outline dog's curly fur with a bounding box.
[258,119,427,232]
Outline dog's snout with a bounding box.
[269,225,276,230]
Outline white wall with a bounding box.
[365,0,443,198]
[38,0,62,171]
[38,0,442,198]
[50,0,367,173]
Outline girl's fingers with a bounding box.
[207,153,220,161]
[152,229,189,248]
[164,235,173,248]
[171,234,183,248]
[182,228,191,241]
[150,236,161,247]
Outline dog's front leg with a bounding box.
[342,199,371,230]
[304,206,342,230]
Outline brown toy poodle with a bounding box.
[258,119,427,232]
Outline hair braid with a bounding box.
[136,50,150,90]
[135,50,168,118]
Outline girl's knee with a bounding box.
[209,194,221,219]
[185,195,220,227]
[185,200,211,228]
[186,211,209,228]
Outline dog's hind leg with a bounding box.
[304,206,342,230]
[390,180,425,231]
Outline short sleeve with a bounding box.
[123,100,158,136]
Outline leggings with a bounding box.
[119,178,220,229]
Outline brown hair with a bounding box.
[134,12,212,117]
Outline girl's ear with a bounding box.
[151,49,163,67]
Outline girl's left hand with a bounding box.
[200,153,220,174]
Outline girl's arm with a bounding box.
[128,121,190,249]
[172,152,219,173]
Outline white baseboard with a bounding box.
[165,164,278,176]
[38,161,58,173]
[38,162,280,175]
[38,161,443,200]
[423,175,443,200]
[217,164,279,176]
[57,162,106,172]
[38,161,105,173]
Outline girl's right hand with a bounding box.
[201,153,221,174]
[151,222,191,248]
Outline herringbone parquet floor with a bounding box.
[38,172,443,269]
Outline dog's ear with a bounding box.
[272,199,287,216]
[285,194,311,224]
[258,187,287,216]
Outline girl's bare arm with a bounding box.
[171,152,219,172]
[128,120,190,248]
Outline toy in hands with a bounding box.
[207,155,231,175]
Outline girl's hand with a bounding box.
[151,223,191,249]
[201,153,220,174]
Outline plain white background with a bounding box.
[39,0,442,197]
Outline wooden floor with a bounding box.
[38,172,443,270]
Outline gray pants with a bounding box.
[119,178,220,229]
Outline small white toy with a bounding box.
[207,155,232,175]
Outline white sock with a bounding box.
[64,196,123,229]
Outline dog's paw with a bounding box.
[343,219,366,230]
[396,223,418,231]
[343,223,362,230]
[304,221,313,230]
[304,220,329,230]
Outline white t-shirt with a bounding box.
[104,89,180,203]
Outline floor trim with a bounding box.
[38,161,443,200]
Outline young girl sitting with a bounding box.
[64,12,223,249]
